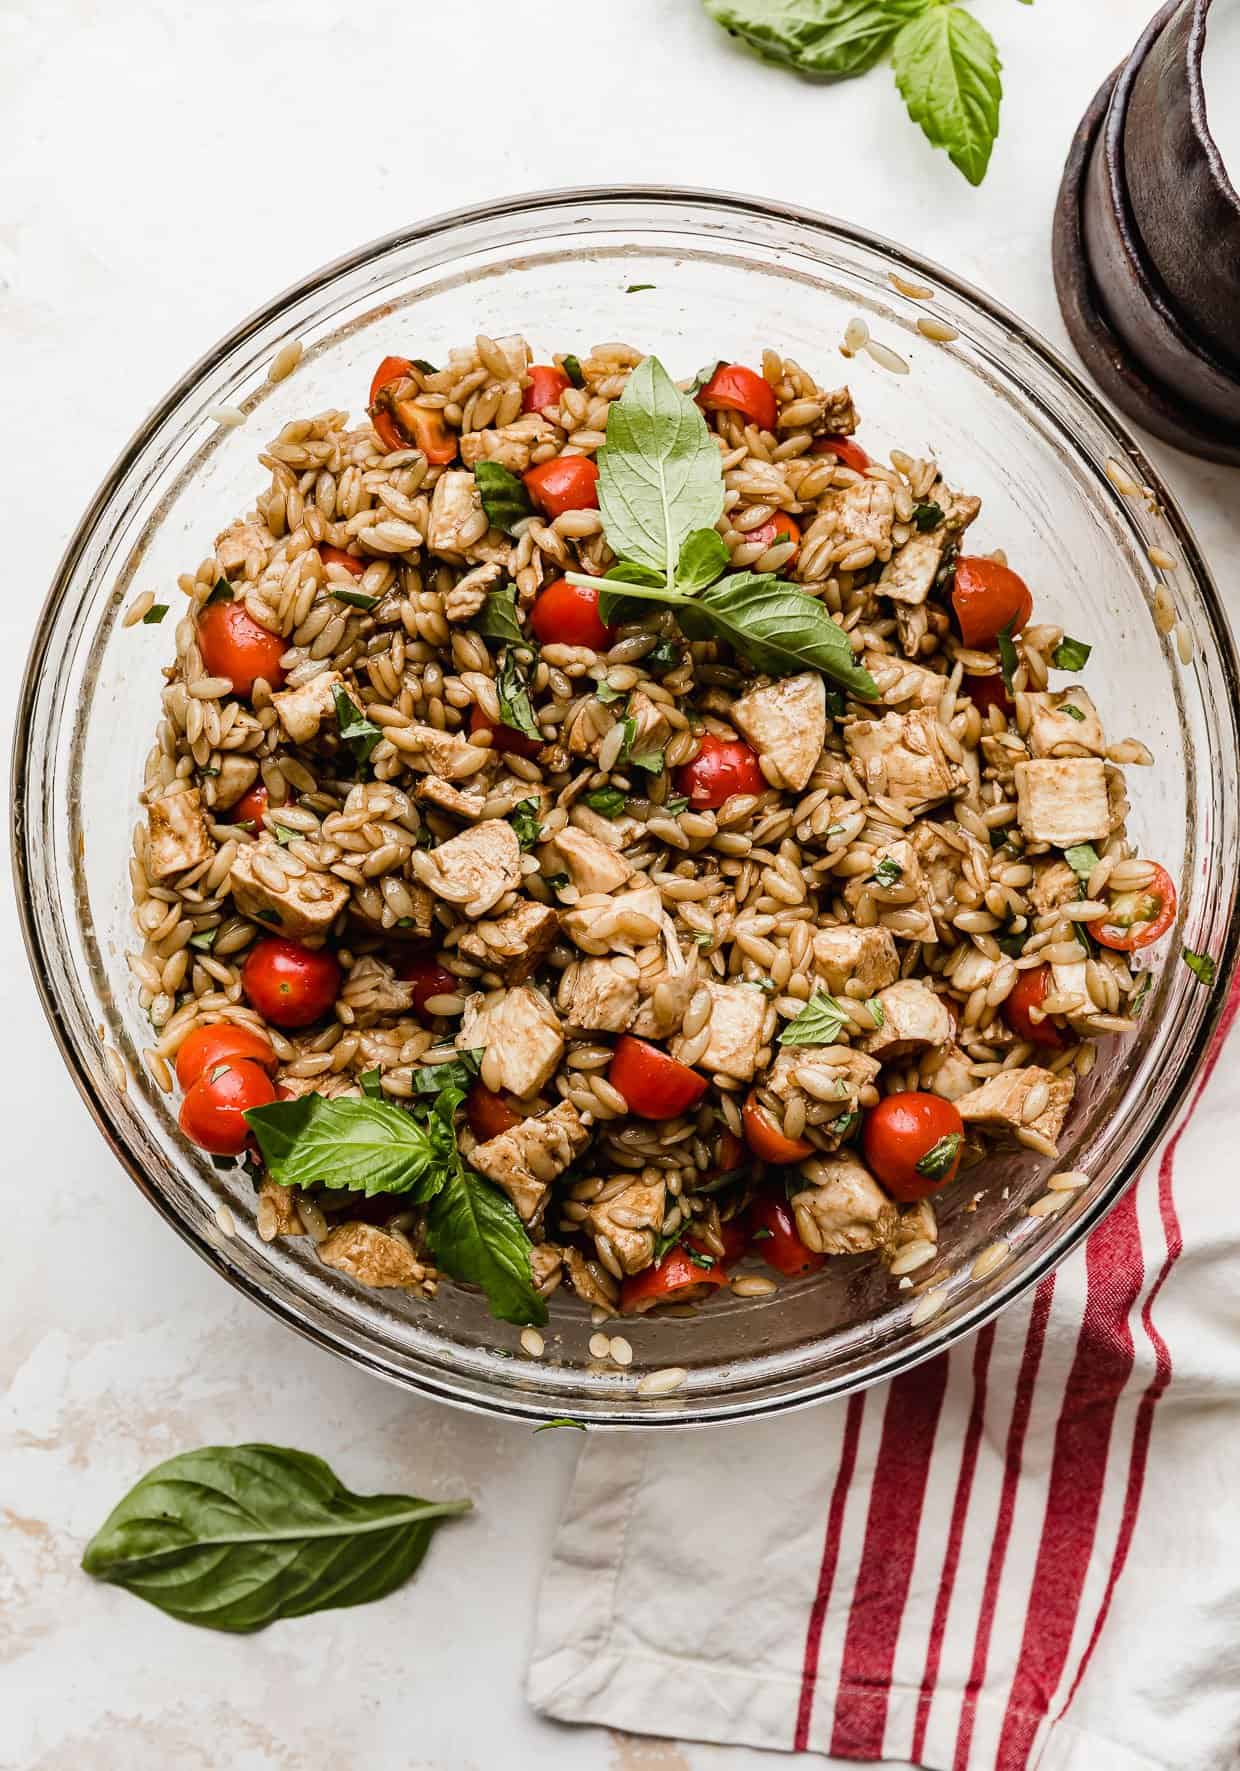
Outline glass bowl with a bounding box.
[14,188,1239,1426]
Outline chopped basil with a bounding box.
[331,587,380,612]
[204,578,234,606]
[562,355,585,388]
[997,926,1027,958]
[475,461,533,536]
[865,996,885,1028]
[618,714,663,775]
[411,358,438,374]
[872,857,903,888]
[1183,948,1216,988]
[645,636,683,673]
[273,825,298,847]
[915,1132,962,1180]
[779,990,851,1046]
[509,799,543,849]
[1052,635,1092,672]
[829,1110,860,1140]
[332,685,383,765]
[545,872,570,894]
[997,620,1018,692]
[359,1069,384,1100]
[496,651,542,743]
[625,283,655,293]
[686,1247,716,1270]
[412,1050,482,1097]
[189,929,217,951]
[751,1225,773,1242]
[664,795,690,815]
[1073,919,1094,955]
[1061,701,1086,722]
[1130,972,1152,1016]
[396,916,416,928]
[583,787,628,817]
[474,586,526,647]
[594,681,625,705]
[912,501,944,532]
[533,1417,587,1433]
[1063,842,1099,884]
[142,603,169,625]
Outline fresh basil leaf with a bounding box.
[509,798,543,849]
[475,461,533,536]
[244,1093,455,1200]
[664,795,690,814]
[545,871,570,894]
[912,501,944,532]
[625,283,656,293]
[751,1225,774,1241]
[474,586,526,647]
[997,926,1027,958]
[142,603,169,624]
[691,573,877,694]
[273,825,297,847]
[705,0,931,81]
[583,787,628,817]
[496,652,542,743]
[596,560,672,626]
[686,1247,716,1270]
[1052,635,1092,671]
[829,1109,860,1139]
[865,996,885,1028]
[189,929,217,951]
[425,1169,547,1327]
[892,4,1003,187]
[996,620,1018,692]
[411,358,438,374]
[594,681,625,705]
[562,354,585,388]
[645,636,683,673]
[534,1418,587,1433]
[412,1051,483,1097]
[779,990,851,1046]
[1183,948,1216,988]
[676,527,730,592]
[596,355,724,582]
[1063,842,1099,884]
[1061,702,1086,722]
[359,1069,383,1100]
[81,1443,469,1633]
[1073,919,1094,955]
[332,686,383,765]
[204,578,233,606]
[872,857,903,887]
[331,587,380,612]
[915,1131,962,1180]
[689,359,726,396]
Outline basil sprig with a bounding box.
[81,1444,469,1633]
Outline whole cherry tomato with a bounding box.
[522,365,571,416]
[466,1083,523,1143]
[609,1036,708,1119]
[697,363,778,432]
[620,1244,729,1314]
[320,544,366,579]
[396,950,460,1021]
[225,784,270,829]
[1006,964,1065,1050]
[241,937,341,1029]
[951,556,1034,650]
[469,704,542,759]
[741,1093,814,1164]
[175,1023,277,1091]
[523,455,600,517]
[1093,863,1177,951]
[675,735,765,810]
[746,511,800,563]
[862,1092,965,1202]
[748,1192,826,1277]
[197,600,286,698]
[528,579,615,651]
[179,1058,276,1157]
[810,435,871,473]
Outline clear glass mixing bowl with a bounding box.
[13,188,1239,1425]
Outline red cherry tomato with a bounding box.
[810,435,871,473]
[320,544,366,579]
[175,1024,278,1091]
[620,1244,729,1315]
[748,1193,826,1277]
[396,951,460,1022]
[523,455,600,518]
[707,1129,746,1180]
[179,1058,276,1157]
[1093,863,1177,951]
[862,1092,965,1202]
[522,365,571,416]
[746,511,800,564]
[225,784,270,829]
[241,937,341,1029]
[368,356,457,462]
[714,1220,749,1266]
[368,355,414,453]
[1006,964,1065,1050]
[675,735,765,810]
[741,1093,815,1164]
[469,703,542,759]
[466,1083,523,1143]
[528,578,615,651]
[197,600,286,698]
[697,363,778,432]
[609,1036,708,1120]
[951,556,1034,650]
[965,672,1012,717]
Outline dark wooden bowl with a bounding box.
[1124,0,1240,376]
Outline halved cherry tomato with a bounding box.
[175,1024,278,1091]
[951,556,1034,650]
[393,401,458,464]
[715,1220,749,1266]
[396,951,460,1021]
[748,1193,825,1277]
[225,783,270,829]
[320,544,366,579]
[1006,964,1065,1050]
[197,600,286,698]
[964,671,1012,717]
[368,355,414,453]
[697,363,778,432]
[241,937,341,1029]
[469,704,542,759]
[179,1058,276,1157]
[1093,863,1177,951]
[528,578,615,651]
[746,511,800,564]
[620,1244,729,1314]
[862,1092,964,1202]
[368,355,458,462]
[522,365,571,416]
[466,1082,523,1143]
[523,455,600,518]
[675,735,765,811]
[810,435,871,473]
[741,1093,815,1164]
[707,1129,746,1179]
[609,1036,708,1119]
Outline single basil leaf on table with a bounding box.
[475,460,533,536]
[779,990,852,1046]
[474,586,527,647]
[81,1443,470,1633]
[244,1092,454,1200]
[426,1167,548,1327]
[704,0,930,81]
[142,603,169,625]
[332,686,383,765]
[892,4,1003,187]
[496,651,542,742]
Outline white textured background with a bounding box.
[1,3,1236,1768]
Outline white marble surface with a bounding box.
[1,3,1236,1767]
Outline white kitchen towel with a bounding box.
[528,977,1240,1770]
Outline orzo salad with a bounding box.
[130,335,1185,1331]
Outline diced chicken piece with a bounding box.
[457,984,564,1098]
[629,963,697,1039]
[586,1176,666,1275]
[894,598,931,661]
[844,838,938,943]
[272,669,344,746]
[214,519,269,581]
[403,724,493,781]
[460,420,554,477]
[423,819,521,918]
[862,978,953,1059]
[1014,759,1110,846]
[764,1045,881,1141]
[568,802,648,850]
[845,709,964,812]
[456,900,560,984]
[563,1245,617,1311]
[416,776,490,821]
[818,387,861,434]
[443,560,503,623]
[470,1100,590,1225]
[957,1065,1075,1146]
[877,533,942,606]
[147,788,213,879]
[211,755,260,812]
[318,1222,430,1290]
[863,651,946,710]
[558,956,640,1033]
[946,945,1000,993]
[626,690,673,758]
[427,470,485,557]
[560,883,663,955]
[790,1153,898,1256]
[671,982,767,1082]
[826,479,894,552]
[812,924,900,994]
[339,956,416,1026]
[230,840,349,941]
[1048,956,1093,1028]
[256,1178,302,1241]
[552,827,633,895]
[530,1242,565,1297]
[732,671,826,791]
[1025,689,1106,759]
[923,1042,978,1102]
[1028,859,1080,917]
